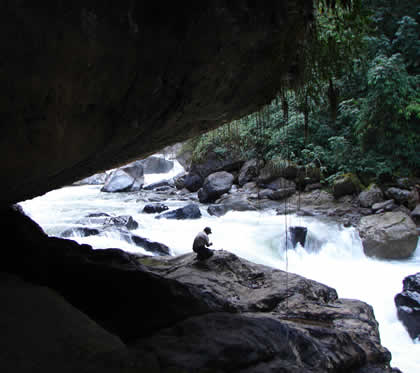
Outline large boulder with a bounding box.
[265,177,296,191]
[101,166,144,193]
[101,169,137,192]
[289,190,335,208]
[198,171,234,203]
[358,184,384,208]
[184,173,203,192]
[156,203,201,220]
[332,173,363,199]
[255,179,296,202]
[269,188,296,201]
[395,272,420,340]
[214,194,258,214]
[261,177,297,201]
[385,187,418,210]
[238,159,260,186]
[137,250,395,373]
[139,156,174,174]
[358,211,418,259]
[189,151,244,180]
[257,163,279,185]
[257,159,299,185]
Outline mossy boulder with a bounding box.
[332,173,363,199]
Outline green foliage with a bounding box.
[392,16,420,73]
[186,123,247,163]
[186,0,420,182]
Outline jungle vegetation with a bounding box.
[183,0,420,185]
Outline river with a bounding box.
[19,161,420,373]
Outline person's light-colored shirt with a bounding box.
[193,231,210,251]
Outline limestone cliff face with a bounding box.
[0,1,313,206]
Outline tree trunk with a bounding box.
[328,78,339,125]
[303,94,309,146]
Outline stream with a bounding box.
[19,161,420,373]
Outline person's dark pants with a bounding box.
[195,246,213,261]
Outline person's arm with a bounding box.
[204,233,212,247]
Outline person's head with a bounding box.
[204,227,212,235]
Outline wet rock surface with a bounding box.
[0,203,401,373]
[60,213,171,256]
[395,272,420,340]
[155,203,202,220]
[358,184,384,208]
[143,203,169,214]
[136,250,395,373]
[198,171,235,203]
[357,211,418,259]
[101,169,144,193]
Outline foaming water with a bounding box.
[143,155,185,186]
[19,181,420,372]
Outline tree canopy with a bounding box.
[183,0,420,184]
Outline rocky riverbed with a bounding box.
[0,202,400,372]
[11,153,418,372]
[93,152,420,261]
[88,153,420,349]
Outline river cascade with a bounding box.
[20,157,420,373]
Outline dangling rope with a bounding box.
[255,108,265,211]
[282,93,290,319]
[253,98,291,322]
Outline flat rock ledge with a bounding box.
[136,250,397,373]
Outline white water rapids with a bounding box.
[19,161,420,373]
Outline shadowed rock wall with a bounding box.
[0,1,313,206]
